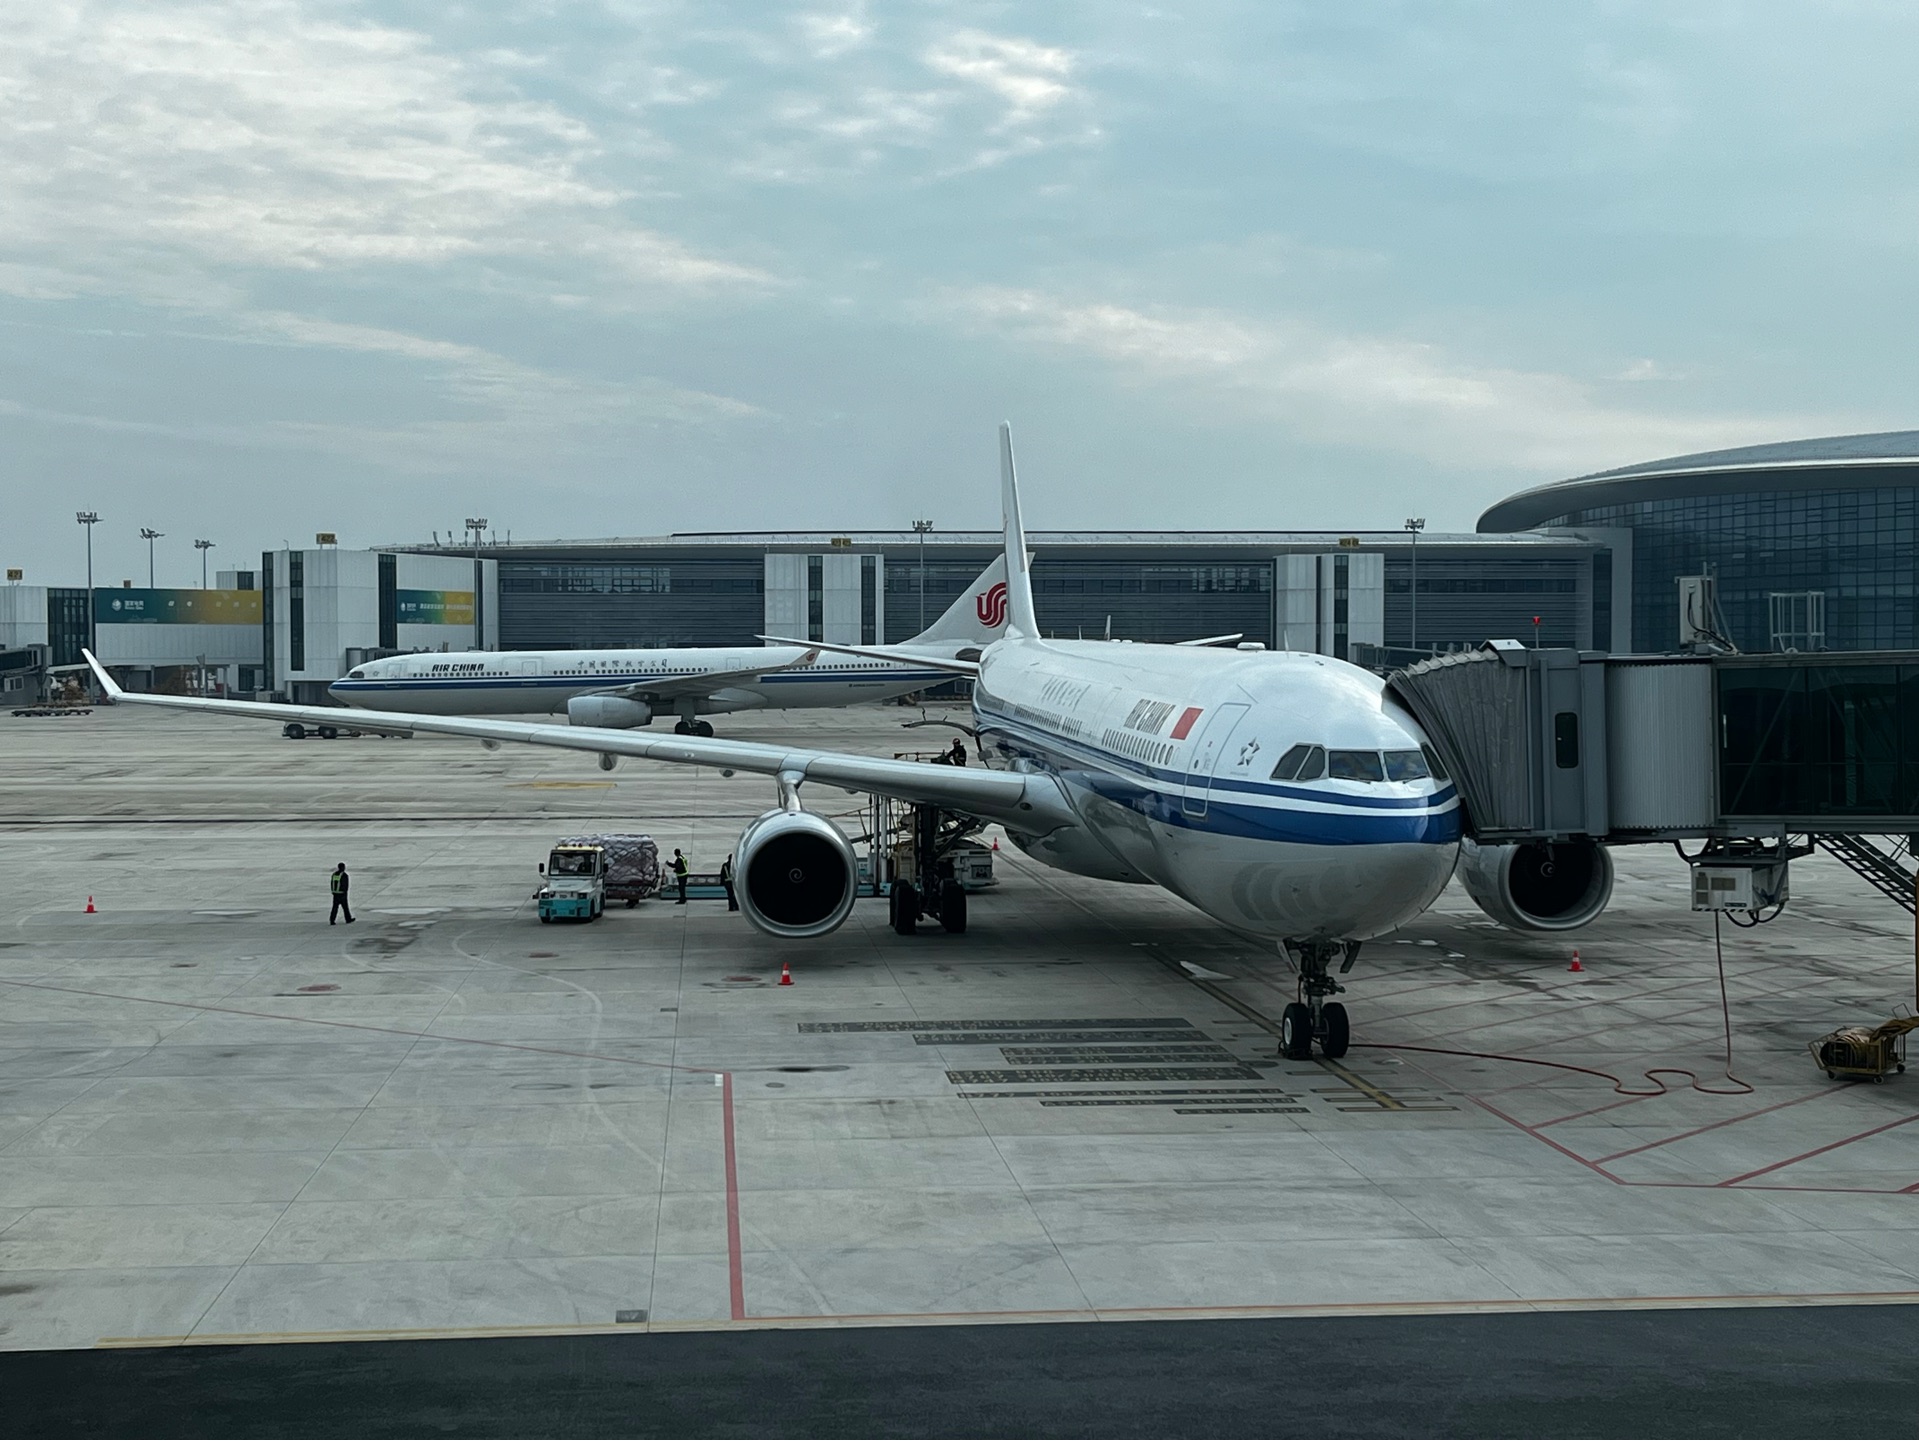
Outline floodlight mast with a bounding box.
[1404,517,1426,657]
[911,519,934,633]
[465,517,489,650]
[194,539,214,589]
[76,511,100,656]
[140,528,164,588]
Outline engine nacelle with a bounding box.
[567,695,653,729]
[1458,837,1614,932]
[735,809,857,940]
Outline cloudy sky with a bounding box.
[5,1,1916,586]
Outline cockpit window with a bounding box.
[1383,749,1430,781]
[1421,744,1451,781]
[347,669,366,680]
[1327,749,1386,783]
[1271,744,1310,781]
[1271,744,1325,781]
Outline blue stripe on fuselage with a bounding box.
[977,706,1460,846]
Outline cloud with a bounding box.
[923,29,1075,126]
[0,1,764,299]
[726,20,1094,181]
[947,287,1832,475]
[801,8,874,60]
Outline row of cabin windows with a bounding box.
[1269,744,1449,785]
[1102,728,1174,767]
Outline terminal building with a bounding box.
[13,428,1919,703]
[1480,430,1919,654]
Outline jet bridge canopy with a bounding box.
[1387,646,1919,842]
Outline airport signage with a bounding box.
[94,588,263,625]
[396,589,475,626]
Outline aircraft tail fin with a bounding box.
[904,554,1011,647]
[998,422,1040,640]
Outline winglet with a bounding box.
[998,422,1040,640]
[82,649,122,699]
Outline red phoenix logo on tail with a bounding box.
[976,581,1009,629]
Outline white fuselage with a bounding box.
[973,639,1460,944]
[328,646,960,718]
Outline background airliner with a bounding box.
[329,557,1008,735]
[88,426,1609,1060]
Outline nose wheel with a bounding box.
[1280,941,1356,1060]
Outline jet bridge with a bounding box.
[1387,645,1919,921]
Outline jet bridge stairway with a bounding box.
[1815,834,1917,914]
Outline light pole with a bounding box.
[1404,517,1426,657]
[140,528,164,588]
[194,539,214,588]
[911,519,933,633]
[76,511,100,657]
[465,517,488,650]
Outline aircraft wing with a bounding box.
[757,636,980,677]
[603,647,819,702]
[82,652,1071,833]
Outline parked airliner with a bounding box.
[87,425,1611,1060]
[328,557,1009,735]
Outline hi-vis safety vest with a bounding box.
[331,872,348,894]
[672,856,688,877]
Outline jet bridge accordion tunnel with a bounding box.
[1386,644,1919,928]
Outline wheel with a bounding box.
[1827,1069,1837,1079]
[891,880,918,935]
[626,898,638,909]
[540,913,551,924]
[317,726,337,740]
[674,719,693,735]
[695,720,715,738]
[1320,1002,1350,1060]
[1280,1003,1314,1059]
[284,723,305,740]
[938,879,967,934]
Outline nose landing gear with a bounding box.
[1280,940,1357,1060]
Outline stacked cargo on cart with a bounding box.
[557,834,662,907]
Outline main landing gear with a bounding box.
[673,718,715,737]
[886,803,976,936]
[1280,940,1357,1060]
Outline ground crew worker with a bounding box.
[328,863,355,925]
[671,849,689,904]
[720,854,737,911]
[948,737,967,766]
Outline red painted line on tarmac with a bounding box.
[1593,1087,1837,1164]
[1718,1110,1919,1188]
[721,1071,745,1321]
[1536,1092,1661,1129]
[1471,1095,1625,1184]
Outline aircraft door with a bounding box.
[1182,702,1250,818]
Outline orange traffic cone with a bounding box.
[84,896,96,914]
[779,961,793,986]
[1568,950,1583,972]
[990,837,999,851]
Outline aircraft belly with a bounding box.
[1154,826,1458,941]
[344,686,541,716]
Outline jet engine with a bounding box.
[1458,837,1614,932]
[734,809,858,940]
[567,695,653,729]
